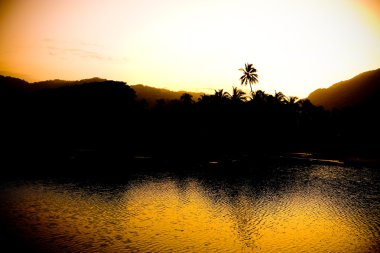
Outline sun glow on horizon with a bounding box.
[1,0,380,97]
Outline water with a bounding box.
[0,163,379,252]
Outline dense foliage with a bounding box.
[1,75,378,165]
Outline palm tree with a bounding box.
[180,93,194,105]
[239,63,259,93]
[252,90,267,103]
[274,91,286,104]
[213,89,230,101]
[210,89,230,110]
[227,87,247,103]
[287,96,299,105]
[285,96,299,113]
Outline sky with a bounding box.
[1,0,380,98]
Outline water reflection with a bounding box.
[0,164,379,252]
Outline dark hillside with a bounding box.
[131,84,205,107]
[308,68,380,110]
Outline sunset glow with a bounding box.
[1,0,379,97]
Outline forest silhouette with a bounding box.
[0,67,379,176]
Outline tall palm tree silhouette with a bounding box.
[239,63,259,93]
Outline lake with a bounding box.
[0,160,379,252]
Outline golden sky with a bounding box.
[1,0,380,97]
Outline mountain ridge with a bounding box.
[31,77,108,89]
[308,68,380,110]
[131,84,205,106]
[3,68,380,110]
[0,75,206,105]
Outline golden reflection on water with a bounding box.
[1,166,379,252]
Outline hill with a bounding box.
[0,75,30,94]
[131,84,205,107]
[32,77,108,89]
[308,68,380,110]
[0,75,205,106]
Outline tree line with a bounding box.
[0,64,378,167]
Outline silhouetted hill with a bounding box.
[308,68,380,110]
[0,75,30,94]
[1,75,141,163]
[131,84,205,106]
[0,76,110,92]
[32,77,108,89]
[0,75,133,99]
[0,75,206,107]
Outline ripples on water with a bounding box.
[0,164,379,252]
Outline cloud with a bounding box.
[79,41,104,48]
[44,39,127,63]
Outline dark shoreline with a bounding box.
[1,148,378,183]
